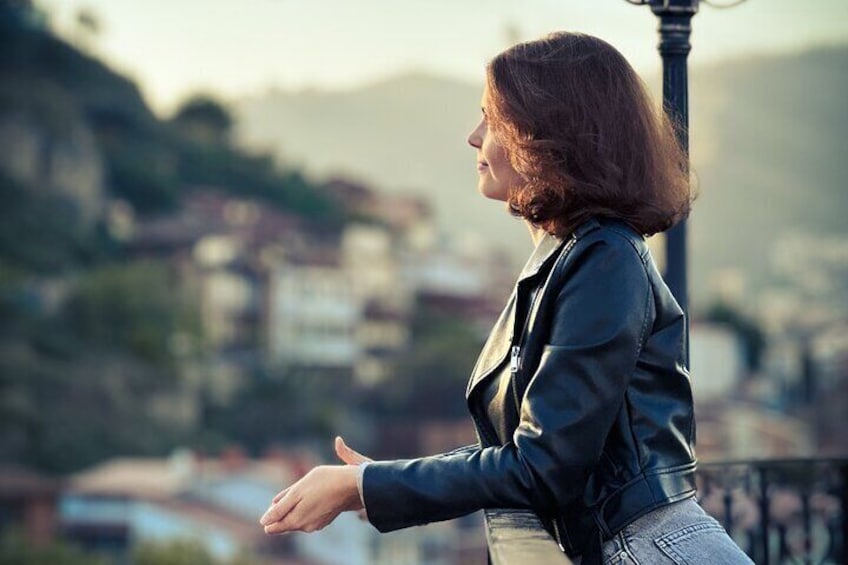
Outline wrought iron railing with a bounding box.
[698,458,847,565]
[485,458,848,565]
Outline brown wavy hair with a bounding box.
[486,32,692,237]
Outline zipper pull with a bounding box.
[552,520,566,553]
[510,346,520,373]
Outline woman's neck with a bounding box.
[526,222,547,247]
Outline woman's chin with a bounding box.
[477,185,509,203]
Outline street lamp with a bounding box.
[626,0,699,365]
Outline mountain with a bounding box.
[687,46,848,303]
[0,9,344,231]
[235,46,848,308]
[234,72,527,258]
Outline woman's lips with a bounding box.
[477,162,489,173]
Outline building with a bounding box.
[0,465,60,547]
[267,261,360,371]
[60,450,301,561]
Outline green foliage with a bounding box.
[63,260,200,366]
[1,259,200,472]
[133,539,213,565]
[172,94,233,144]
[0,340,193,472]
[106,146,178,214]
[133,539,257,565]
[0,73,80,137]
[376,306,483,421]
[0,20,156,132]
[0,530,103,565]
[0,1,39,33]
[175,141,344,225]
[0,172,103,274]
[174,95,233,130]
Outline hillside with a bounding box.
[0,6,343,234]
[235,72,526,259]
[0,5,350,473]
[236,46,848,307]
[688,46,848,300]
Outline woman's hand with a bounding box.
[260,436,373,534]
[334,436,372,521]
[334,435,373,465]
[260,464,362,534]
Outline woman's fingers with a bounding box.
[272,486,290,504]
[264,521,295,535]
[334,436,372,465]
[260,489,298,526]
[263,506,301,535]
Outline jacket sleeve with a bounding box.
[361,236,654,532]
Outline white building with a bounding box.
[267,261,360,368]
[689,322,745,402]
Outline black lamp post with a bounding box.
[628,0,699,364]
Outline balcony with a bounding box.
[485,458,848,565]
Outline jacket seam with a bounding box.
[643,461,698,476]
[603,225,650,263]
[625,250,655,471]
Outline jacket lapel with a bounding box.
[465,289,516,398]
[465,233,566,399]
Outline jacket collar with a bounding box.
[466,218,604,400]
[517,231,565,283]
[517,218,607,282]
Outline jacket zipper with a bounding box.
[509,235,577,412]
[551,518,567,553]
[509,345,521,409]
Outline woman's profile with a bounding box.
[259,31,753,564]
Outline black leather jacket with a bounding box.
[362,217,697,558]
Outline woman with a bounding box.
[260,32,752,564]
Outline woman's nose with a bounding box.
[467,120,484,149]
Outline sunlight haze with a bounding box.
[39,0,848,115]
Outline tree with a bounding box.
[376,306,483,422]
[133,539,215,565]
[62,260,201,367]
[172,95,233,146]
[133,539,257,565]
[72,8,101,51]
[0,530,102,565]
[703,301,766,373]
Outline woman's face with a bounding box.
[466,84,523,203]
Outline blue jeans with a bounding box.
[577,498,753,564]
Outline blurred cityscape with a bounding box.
[1,1,846,564]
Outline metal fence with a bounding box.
[698,458,848,565]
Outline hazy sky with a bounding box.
[40,0,848,116]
